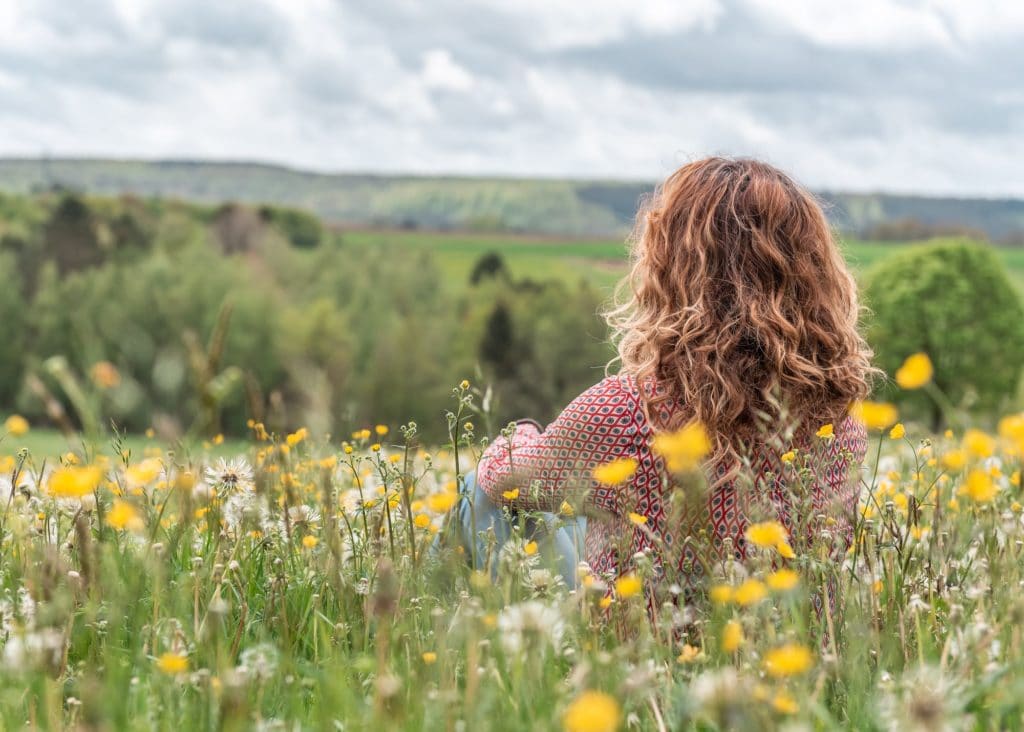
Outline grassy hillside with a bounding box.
[3,158,1024,240]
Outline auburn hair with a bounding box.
[605,157,876,477]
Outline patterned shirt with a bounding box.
[476,374,867,586]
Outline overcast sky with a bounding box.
[1,0,1023,196]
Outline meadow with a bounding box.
[4,190,1024,729]
[3,370,1024,730]
[342,228,1024,292]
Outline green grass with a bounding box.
[342,230,1024,292]
[0,427,249,462]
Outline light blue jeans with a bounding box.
[443,471,587,588]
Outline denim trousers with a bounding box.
[441,470,588,588]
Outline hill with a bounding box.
[1,157,1023,240]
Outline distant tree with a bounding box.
[258,205,324,249]
[479,302,518,378]
[42,193,104,275]
[211,203,265,254]
[863,239,1024,426]
[469,251,510,285]
[863,217,988,242]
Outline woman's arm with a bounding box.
[475,376,643,516]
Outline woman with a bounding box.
[451,157,874,596]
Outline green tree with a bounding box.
[863,239,1024,425]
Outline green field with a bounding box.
[342,229,1024,291]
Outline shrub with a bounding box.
[862,239,1024,424]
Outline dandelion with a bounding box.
[47,466,103,499]
[890,423,906,440]
[106,500,144,533]
[497,601,565,656]
[767,568,799,591]
[524,541,538,556]
[780,450,796,464]
[615,574,642,599]
[559,500,575,517]
[763,643,814,677]
[963,429,995,458]
[677,644,703,664]
[627,512,647,526]
[721,620,743,652]
[375,425,389,436]
[895,353,933,390]
[562,690,621,732]
[850,401,899,431]
[413,514,431,529]
[126,458,162,488]
[301,535,319,549]
[941,449,966,472]
[502,488,520,501]
[733,579,767,606]
[4,415,29,436]
[709,584,733,604]
[421,651,437,665]
[286,428,308,447]
[156,652,189,675]
[205,457,254,493]
[426,490,458,513]
[651,422,710,473]
[745,521,792,557]
[592,457,638,486]
[771,691,799,715]
[964,470,996,503]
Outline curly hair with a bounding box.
[605,157,876,477]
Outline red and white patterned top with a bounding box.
[477,374,867,586]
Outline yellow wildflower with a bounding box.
[524,541,538,556]
[772,691,799,715]
[126,458,163,487]
[816,423,834,439]
[562,691,621,732]
[426,491,458,513]
[156,652,188,675]
[763,643,814,677]
[745,521,788,549]
[780,450,796,464]
[963,429,995,459]
[733,579,767,606]
[677,644,703,664]
[615,573,642,599]
[850,401,899,431]
[4,415,29,437]
[501,488,520,501]
[421,651,437,665]
[709,584,733,605]
[889,423,905,440]
[106,500,144,533]
[302,535,319,549]
[767,568,800,591]
[592,457,638,486]
[895,352,933,389]
[651,422,711,473]
[965,470,996,503]
[559,501,575,517]
[721,620,743,652]
[627,512,647,526]
[47,466,103,499]
[375,425,389,436]
[942,449,966,472]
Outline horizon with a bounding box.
[2,155,1024,204]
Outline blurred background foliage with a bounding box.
[1,187,1022,444]
[0,190,613,443]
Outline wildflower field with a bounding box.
[3,359,1024,732]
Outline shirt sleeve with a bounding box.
[475,376,643,516]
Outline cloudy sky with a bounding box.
[1,0,1023,195]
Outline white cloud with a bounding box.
[0,0,1021,196]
